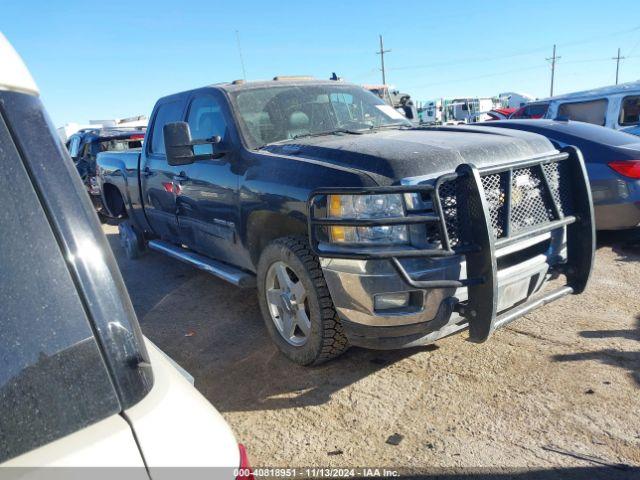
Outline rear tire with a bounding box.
[118,221,145,260]
[257,236,349,366]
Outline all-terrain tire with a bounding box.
[257,236,349,366]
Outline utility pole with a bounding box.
[235,30,247,80]
[546,44,561,97]
[376,35,391,85]
[612,48,625,85]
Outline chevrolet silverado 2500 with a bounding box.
[97,78,595,366]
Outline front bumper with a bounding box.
[309,147,595,348]
[322,230,564,349]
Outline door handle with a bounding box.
[141,167,153,177]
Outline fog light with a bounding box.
[374,292,410,310]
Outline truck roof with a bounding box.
[212,78,354,92]
[156,79,362,104]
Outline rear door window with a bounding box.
[0,113,120,462]
[149,100,184,155]
[619,95,640,126]
[557,99,608,126]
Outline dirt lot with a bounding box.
[103,225,640,476]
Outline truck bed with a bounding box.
[96,149,142,217]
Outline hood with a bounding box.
[261,126,557,184]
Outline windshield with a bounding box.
[229,84,412,149]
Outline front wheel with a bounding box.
[257,236,349,366]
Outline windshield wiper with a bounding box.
[369,123,412,131]
[292,128,369,140]
[258,128,367,149]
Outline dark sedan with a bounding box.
[477,120,640,230]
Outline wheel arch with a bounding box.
[246,210,307,267]
[102,182,127,218]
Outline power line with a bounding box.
[376,35,391,85]
[386,25,640,73]
[612,48,626,84]
[628,35,640,57]
[380,54,639,96]
[402,64,548,90]
[546,44,561,97]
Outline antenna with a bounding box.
[235,30,247,80]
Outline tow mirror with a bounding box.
[164,122,227,165]
[164,122,195,166]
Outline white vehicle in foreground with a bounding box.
[0,32,252,479]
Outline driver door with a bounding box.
[176,92,240,263]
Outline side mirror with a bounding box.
[164,122,227,165]
[164,122,195,166]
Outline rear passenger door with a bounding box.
[176,92,240,263]
[140,99,185,243]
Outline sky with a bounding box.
[3,0,640,126]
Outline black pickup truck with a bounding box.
[66,127,145,220]
[97,78,595,365]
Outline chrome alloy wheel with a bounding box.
[265,261,311,347]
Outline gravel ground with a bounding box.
[104,224,640,477]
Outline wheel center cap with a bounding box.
[280,292,295,313]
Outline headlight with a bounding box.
[327,194,408,245]
[328,193,404,219]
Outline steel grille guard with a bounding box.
[307,146,595,342]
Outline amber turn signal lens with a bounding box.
[329,226,346,242]
[328,194,342,216]
[328,195,346,242]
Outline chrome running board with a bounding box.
[148,240,256,288]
